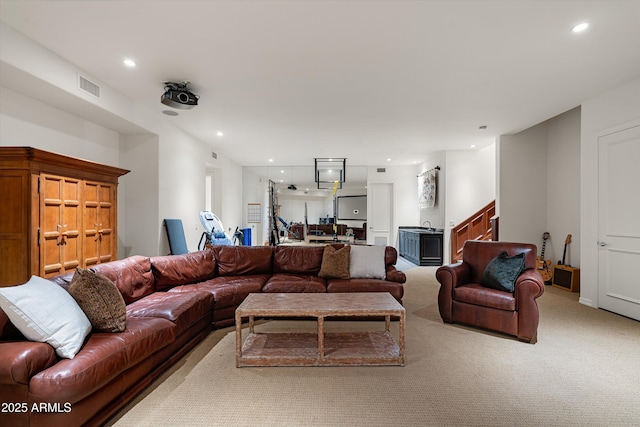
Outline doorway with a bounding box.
[368,183,393,246]
[205,168,222,214]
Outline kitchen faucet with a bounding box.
[422,220,432,229]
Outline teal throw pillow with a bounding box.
[481,251,525,292]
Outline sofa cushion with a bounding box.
[318,245,351,279]
[0,276,91,359]
[481,251,525,292]
[68,268,126,333]
[90,256,155,304]
[349,245,386,279]
[169,275,268,309]
[151,251,216,290]
[47,270,75,290]
[263,274,327,293]
[273,245,325,274]
[326,279,404,302]
[453,283,516,311]
[126,291,213,336]
[28,316,175,403]
[213,246,274,276]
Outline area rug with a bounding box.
[110,267,640,426]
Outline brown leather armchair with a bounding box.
[436,240,545,343]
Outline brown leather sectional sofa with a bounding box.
[0,244,405,427]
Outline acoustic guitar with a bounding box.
[536,232,552,284]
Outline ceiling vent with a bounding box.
[377,168,386,173]
[78,74,100,98]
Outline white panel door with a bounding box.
[598,124,640,321]
[368,183,393,245]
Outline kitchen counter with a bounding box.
[398,227,444,266]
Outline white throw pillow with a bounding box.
[349,245,386,279]
[0,275,91,359]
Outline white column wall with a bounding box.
[580,78,640,308]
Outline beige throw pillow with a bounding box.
[68,268,126,332]
[318,245,351,279]
[349,245,386,279]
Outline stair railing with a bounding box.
[450,200,496,263]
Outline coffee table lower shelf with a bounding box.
[238,331,402,367]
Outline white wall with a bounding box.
[546,107,581,266]
[443,145,496,263]
[580,77,640,308]
[1,23,244,257]
[0,87,122,164]
[498,108,582,269]
[498,125,547,245]
[120,134,158,257]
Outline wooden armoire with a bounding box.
[0,147,129,287]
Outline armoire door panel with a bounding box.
[41,175,63,276]
[84,181,100,267]
[61,178,82,272]
[84,181,115,265]
[40,174,84,277]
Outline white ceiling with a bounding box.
[1,1,639,171]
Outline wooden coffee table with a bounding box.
[235,292,405,367]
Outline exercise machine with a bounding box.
[198,210,234,249]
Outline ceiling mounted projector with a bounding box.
[161,81,199,110]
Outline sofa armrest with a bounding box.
[514,269,545,299]
[514,268,545,342]
[436,262,471,323]
[436,262,470,289]
[0,341,57,386]
[385,266,406,283]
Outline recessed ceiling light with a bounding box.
[216,131,223,137]
[123,58,136,67]
[571,22,589,33]
[162,110,178,116]
[268,158,274,162]
[470,144,476,148]
[387,158,391,162]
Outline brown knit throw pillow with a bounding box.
[318,245,351,279]
[68,268,126,332]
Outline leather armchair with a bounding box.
[436,240,544,343]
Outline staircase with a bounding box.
[450,200,497,263]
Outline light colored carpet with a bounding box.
[109,267,640,426]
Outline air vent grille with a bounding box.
[377,168,386,173]
[78,74,100,98]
